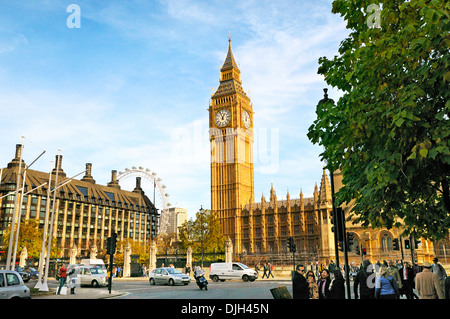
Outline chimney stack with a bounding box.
[107,170,120,189]
[133,177,145,194]
[7,144,26,169]
[81,163,96,184]
[51,154,66,178]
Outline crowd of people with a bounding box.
[292,257,449,299]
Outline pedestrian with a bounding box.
[431,257,447,296]
[387,260,402,292]
[445,275,450,299]
[57,263,68,295]
[262,262,268,279]
[307,272,319,299]
[354,259,375,299]
[255,262,260,277]
[400,261,415,299]
[267,262,274,278]
[317,269,331,299]
[415,261,444,299]
[328,270,345,299]
[292,264,309,299]
[67,267,77,295]
[185,264,191,276]
[328,260,336,280]
[375,264,400,299]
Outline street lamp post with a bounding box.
[199,205,205,268]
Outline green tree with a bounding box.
[1,219,57,259]
[308,0,450,240]
[178,209,225,253]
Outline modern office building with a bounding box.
[0,144,159,258]
[167,207,188,239]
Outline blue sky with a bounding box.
[0,0,348,220]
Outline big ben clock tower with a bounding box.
[209,35,254,253]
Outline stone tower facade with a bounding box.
[209,36,254,254]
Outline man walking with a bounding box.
[415,261,444,299]
[431,257,447,296]
[57,264,67,295]
[400,261,415,299]
[353,260,375,299]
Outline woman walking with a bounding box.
[375,265,400,299]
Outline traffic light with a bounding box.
[347,232,354,249]
[393,238,399,251]
[338,240,344,252]
[414,239,421,249]
[355,245,360,255]
[362,248,367,255]
[107,232,117,255]
[331,207,344,241]
[287,237,296,253]
[404,239,410,249]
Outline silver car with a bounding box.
[66,265,108,287]
[0,270,31,299]
[149,267,190,286]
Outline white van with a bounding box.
[209,262,258,282]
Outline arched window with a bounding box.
[381,233,393,252]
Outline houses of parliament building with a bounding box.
[209,37,447,265]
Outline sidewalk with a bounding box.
[32,287,124,299]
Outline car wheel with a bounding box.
[242,275,249,282]
[212,275,219,282]
[92,280,99,288]
[168,278,175,286]
[149,278,155,285]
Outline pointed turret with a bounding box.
[319,167,332,204]
[221,34,239,73]
[270,183,277,203]
[211,34,249,100]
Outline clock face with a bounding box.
[242,110,251,129]
[215,109,231,127]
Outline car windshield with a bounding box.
[90,268,105,274]
[237,263,249,269]
[167,268,182,274]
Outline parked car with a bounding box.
[149,267,190,286]
[0,270,31,299]
[13,266,31,283]
[66,265,108,287]
[209,262,258,282]
[24,267,39,279]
